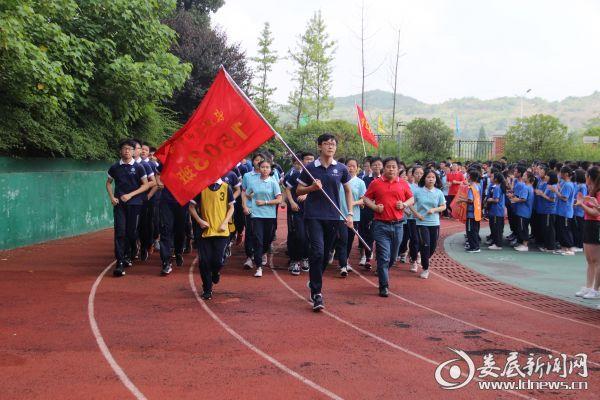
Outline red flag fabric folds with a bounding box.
[355,105,379,148]
[156,68,275,205]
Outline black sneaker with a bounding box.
[212,272,221,284]
[123,258,133,268]
[379,286,389,297]
[201,290,212,300]
[113,263,126,277]
[140,247,149,262]
[175,254,184,267]
[161,263,173,276]
[312,294,324,312]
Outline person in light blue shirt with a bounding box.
[241,152,266,268]
[551,166,576,254]
[403,166,423,269]
[509,171,534,251]
[244,159,282,277]
[334,158,367,275]
[535,170,558,251]
[409,169,446,279]
[486,172,506,249]
[572,168,587,250]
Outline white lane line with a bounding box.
[271,269,535,400]
[88,261,147,400]
[187,262,344,400]
[353,269,600,368]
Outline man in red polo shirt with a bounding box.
[446,162,465,216]
[363,157,414,297]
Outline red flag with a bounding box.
[355,105,379,148]
[156,68,275,205]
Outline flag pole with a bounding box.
[222,67,371,253]
[355,103,368,158]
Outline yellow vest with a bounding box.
[199,183,231,238]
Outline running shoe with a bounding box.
[261,254,267,266]
[419,269,430,279]
[312,294,324,312]
[582,289,600,299]
[243,257,254,269]
[212,272,221,284]
[487,244,502,250]
[175,254,184,266]
[409,262,419,272]
[379,286,389,297]
[254,267,263,277]
[514,245,528,252]
[301,259,310,272]
[358,255,367,266]
[291,263,301,276]
[161,263,172,276]
[201,291,212,300]
[113,263,126,277]
[340,267,348,277]
[575,287,591,297]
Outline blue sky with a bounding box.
[212,0,600,104]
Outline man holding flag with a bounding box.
[296,134,355,312]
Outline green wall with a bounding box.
[0,157,113,250]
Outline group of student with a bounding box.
[437,158,600,305]
[105,136,600,311]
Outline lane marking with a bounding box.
[271,269,535,400]
[188,261,344,400]
[352,269,600,368]
[88,261,147,400]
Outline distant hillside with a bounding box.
[278,90,600,139]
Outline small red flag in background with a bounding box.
[156,67,275,205]
[355,105,379,148]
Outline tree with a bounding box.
[474,125,489,160]
[251,22,278,124]
[177,0,224,12]
[288,31,312,128]
[504,114,569,161]
[0,0,191,159]
[165,10,252,122]
[401,118,454,162]
[304,11,336,121]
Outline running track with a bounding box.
[1,217,598,399]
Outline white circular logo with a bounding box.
[434,348,475,390]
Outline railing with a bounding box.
[453,139,493,160]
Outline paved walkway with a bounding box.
[444,227,597,309]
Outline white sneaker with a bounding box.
[514,245,528,252]
[301,259,310,272]
[290,263,301,276]
[582,289,600,299]
[561,250,575,256]
[575,287,591,297]
[488,244,502,250]
[340,267,348,277]
[254,267,263,277]
[261,254,267,266]
[553,250,564,255]
[416,254,421,264]
[328,250,335,265]
[346,264,353,272]
[243,257,254,269]
[419,270,430,279]
[410,262,419,272]
[359,255,367,266]
[573,247,584,253]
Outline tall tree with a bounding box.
[475,125,489,159]
[288,31,312,128]
[165,10,252,122]
[504,115,569,161]
[304,11,336,121]
[401,118,454,162]
[251,22,278,123]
